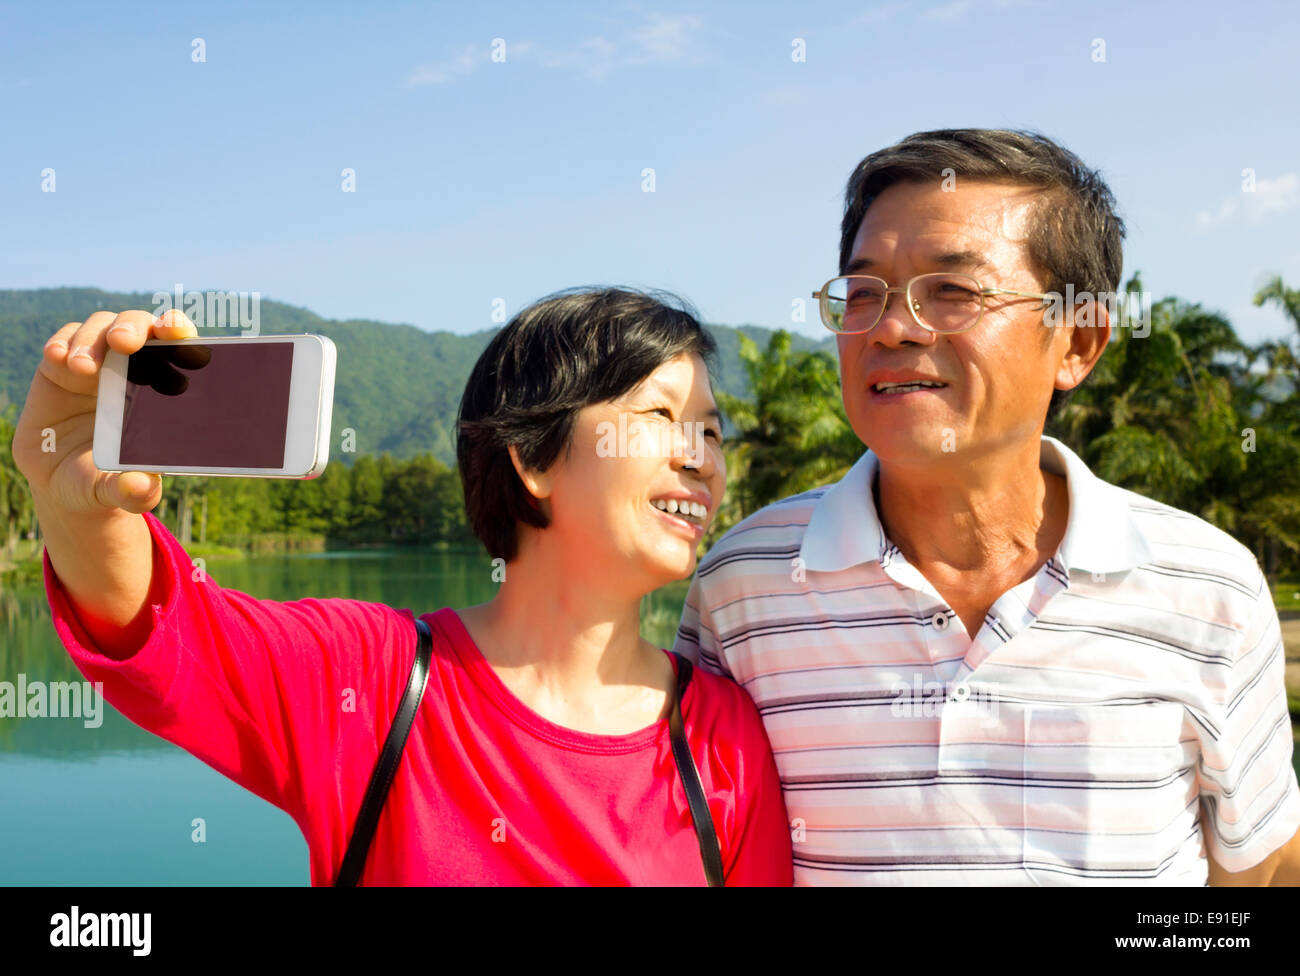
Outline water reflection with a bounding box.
[0,548,691,761]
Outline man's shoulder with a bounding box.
[697,485,831,574]
[684,658,766,738]
[1110,483,1266,594]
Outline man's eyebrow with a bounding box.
[931,250,994,273]
[843,250,995,275]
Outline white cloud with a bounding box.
[405,11,707,87]
[405,44,486,86]
[1254,172,1300,217]
[627,12,703,61]
[533,36,621,81]
[1196,197,1238,228]
[858,2,910,24]
[1196,172,1300,228]
[916,0,1046,23]
[925,0,974,22]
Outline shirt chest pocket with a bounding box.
[1021,701,1198,881]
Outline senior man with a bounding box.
[673,128,1300,885]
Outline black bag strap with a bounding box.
[334,615,433,887]
[334,620,724,887]
[669,652,725,887]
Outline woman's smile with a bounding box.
[647,494,709,542]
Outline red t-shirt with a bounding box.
[43,512,793,886]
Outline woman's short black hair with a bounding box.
[456,286,717,562]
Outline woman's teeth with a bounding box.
[651,498,707,523]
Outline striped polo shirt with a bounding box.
[672,435,1300,884]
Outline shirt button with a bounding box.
[931,612,950,631]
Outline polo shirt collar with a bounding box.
[799,435,1153,575]
[799,448,885,573]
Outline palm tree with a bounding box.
[1252,276,1300,430]
[0,404,36,562]
[1049,274,1300,574]
[711,330,862,539]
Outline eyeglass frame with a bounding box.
[810,272,1054,336]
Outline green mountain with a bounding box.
[0,287,835,466]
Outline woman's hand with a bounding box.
[12,308,199,656]
[12,308,198,516]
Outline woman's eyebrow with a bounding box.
[641,378,722,424]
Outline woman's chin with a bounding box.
[642,550,699,586]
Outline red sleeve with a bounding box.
[692,671,793,887]
[42,511,416,837]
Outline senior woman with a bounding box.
[16,287,793,885]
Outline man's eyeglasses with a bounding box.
[811,273,1053,335]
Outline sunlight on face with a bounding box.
[541,352,726,596]
[836,180,1069,465]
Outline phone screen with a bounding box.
[120,342,296,468]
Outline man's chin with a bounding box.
[858,426,963,464]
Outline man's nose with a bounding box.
[868,291,937,348]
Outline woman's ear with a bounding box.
[507,444,553,501]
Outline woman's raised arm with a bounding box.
[12,308,198,655]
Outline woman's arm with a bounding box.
[687,670,794,886]
[722,700,794,886]
[43,509,419,846]
[16,307,423,881]
[13,310,200,656]
[33,499,161,658]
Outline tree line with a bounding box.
[0,434,474,567]
[3,273,1299,577]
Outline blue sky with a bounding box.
[2,0,1298,344]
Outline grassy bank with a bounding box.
[1274,578,1300,613]
[0,538,45,587]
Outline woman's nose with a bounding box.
[671,423,716,478]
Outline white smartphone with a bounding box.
[93,334,337,479]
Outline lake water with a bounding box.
[0,547,688,885]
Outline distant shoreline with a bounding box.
[0,536,483,585]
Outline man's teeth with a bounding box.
[873,381,946,394]
[651,498,707,522]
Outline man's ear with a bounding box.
[1053,294,1111,395]
[507,444,553,502]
